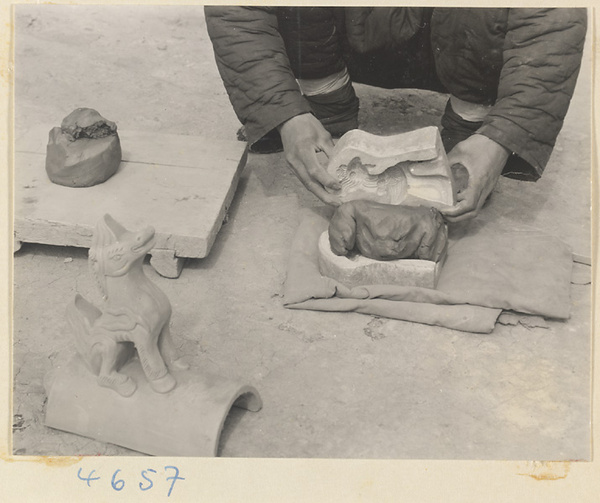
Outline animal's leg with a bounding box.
[95,341,137,397]
[133,327,176,393]
[159,323,189,371]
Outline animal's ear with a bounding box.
[102,214,128,241]
[92,214,116,251]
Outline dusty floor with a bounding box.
[12,6,592,459]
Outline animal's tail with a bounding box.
[66,294,103,374]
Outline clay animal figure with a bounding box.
[328,200,448,262]
[66,214,182,397]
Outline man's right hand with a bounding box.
[278,113,342,206]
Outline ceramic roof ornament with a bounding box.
[45,214,263,456]
[45,108,122,187]
[66,214,181,396]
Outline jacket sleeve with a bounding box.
[477,8,587,176]
[204,6,312,145]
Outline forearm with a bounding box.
[204,6,312,144]
[478,8,587,174]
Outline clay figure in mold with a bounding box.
[66,214,184,397]
[326,127,456,208]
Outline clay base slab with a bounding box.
[14,126,248,277]
[318,231,444,289]
[44,356,262,457]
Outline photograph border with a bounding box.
[1,1,598,501]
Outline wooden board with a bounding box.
[14,127,248,264]
[16,126,246,170]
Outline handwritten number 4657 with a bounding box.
[77,466,185,496]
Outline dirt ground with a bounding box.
[12,6,592,460]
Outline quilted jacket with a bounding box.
[205,7,587,177]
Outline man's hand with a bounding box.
[329,200,447,262]
[440,134,511,223]
[278,113,342,206]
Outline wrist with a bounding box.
[277,113,313,134]
[473,134,511,164]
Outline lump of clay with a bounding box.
[328,200,448,262]
[45,108,122,187]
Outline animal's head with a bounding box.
[89,214,156,294]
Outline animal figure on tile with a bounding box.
[66,214,182,397]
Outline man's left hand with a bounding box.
[440,134,511,223]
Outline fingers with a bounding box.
[317,135,335,157]
[440,170,482,222]
[295,165,342,206]
[286,150,341,205]
[439,195,480,223]
[286,141,342,205]
[443,137,508,222]
[280,113,341,205]
[442,208,479,223]
[308,154,341,192]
